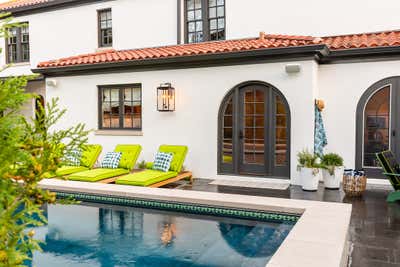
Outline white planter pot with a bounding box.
[322,166,344,189]
[299,167,320,191]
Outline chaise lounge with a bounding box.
[115,145,192,188]
[68,144,142,183]
[376,150,400,202]
[47,144,102,178]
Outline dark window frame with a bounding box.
[184,0,225,43]
[98,83,142,131]
[5,23,30,64]
[97,8,113,48]
[355,76,400,179]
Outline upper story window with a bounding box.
[6,24,30,63]
[98,9,113,47]
[185,0,225,43]
[98,84,142,130]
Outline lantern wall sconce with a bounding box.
[157,83,175,112]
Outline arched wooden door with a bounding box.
[356,77,400,178]
[218,81,290,178]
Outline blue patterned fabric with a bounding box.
[101,152,122,169]
[152,152,173,172]
[63,149,82,166]
[314,104,328,156]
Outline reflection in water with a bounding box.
[219,222,292,258]
[32,204,294,267]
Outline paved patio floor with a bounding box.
[174,179,400,267]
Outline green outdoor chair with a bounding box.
[69,144,142,182]
[116,145,191,187]
[45,144,102,178]
[376,150,400,202]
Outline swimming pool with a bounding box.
[31,202,297,267]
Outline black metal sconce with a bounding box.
[157,83,175,112]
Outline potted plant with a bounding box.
[297,150,320,191]
[320,153,344,189]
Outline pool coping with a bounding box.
[39,179,352,267]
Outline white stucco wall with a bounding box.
[227,0,400,38]
[46,60,317,184]
[319,60,400,170]
[3,0,400,78]
[0,0,177,77]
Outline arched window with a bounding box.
[218,81,290,178]
[356,77,400,178]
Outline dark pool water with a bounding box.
[31,203,294,267]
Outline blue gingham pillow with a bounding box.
[152,152,173,172]
[63,149,82,166]
[101,152,122,169]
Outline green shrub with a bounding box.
[137,160,147,169]
[321,153,343,175]
[297,149,319,168]
[321,153,343,166]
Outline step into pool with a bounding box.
[32,201,298,267]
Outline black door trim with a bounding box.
[217,80,291,179]
[355,76,400,178]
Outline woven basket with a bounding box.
[342,173,367,197]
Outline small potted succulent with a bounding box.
[297,150,320,191]
[320,153,344,189]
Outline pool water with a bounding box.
[31,203,295,267]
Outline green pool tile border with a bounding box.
[55,191,300,223]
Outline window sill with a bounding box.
[95,47,113,53]
[7,62,31,67]
[95,130,143,136]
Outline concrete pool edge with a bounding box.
[39,179,352,267]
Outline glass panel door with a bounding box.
[363,86,391,168]
[239,87,267,175]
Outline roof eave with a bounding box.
[32,44,329,76]
[321,45,400,63]
[1,0,112,17]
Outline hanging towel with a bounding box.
[314,104,328,156]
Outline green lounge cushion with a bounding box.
[115,144,142,171]
[69,168,129,182]
[80,144,102,168]
[156,145,188,173]
[116,170,178,186]
[56,166,88,176]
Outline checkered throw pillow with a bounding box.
[152,152,173,172]
[101,152,122,169]
[63,149,82,166]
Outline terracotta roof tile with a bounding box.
[0,0,51,10]
[37,33,320,68]
[37,30,400,69]
[321,30,400,50]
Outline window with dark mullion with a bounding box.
[98,9,113,47]
[208,0,225,41]
[185,0,225,43]
[6,23,30,63]
[99,85,142,130]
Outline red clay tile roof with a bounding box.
[36,30,400,69]
[322,30,400,50]
[37,34,323,68]
[0,0,51,10]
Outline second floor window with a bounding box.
[6,24,30,63]
[98,9,113,47]
[185,0,225,43]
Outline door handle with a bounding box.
[393,130,396,137]
[239,130,244,139]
